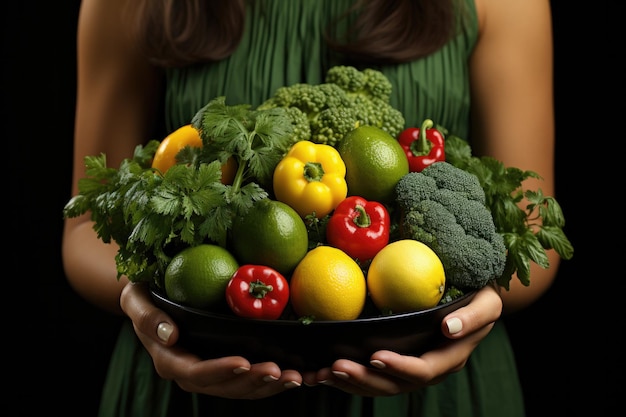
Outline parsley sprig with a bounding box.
[444,135,574,289]
[63,97,294,284]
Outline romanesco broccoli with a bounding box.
[394,161,506,290]
[257,66,405,147]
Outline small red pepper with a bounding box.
[398,119,445,172]
[326,196,390,262]
[225,265,290,320]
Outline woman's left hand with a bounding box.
[302,283,502,395]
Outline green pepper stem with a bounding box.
[249,280,274,299]
[303,161,325,182]
[413,119,435,154]
[352,204,372,228]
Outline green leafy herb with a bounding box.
[192,96,293,191]
[63,96,295,284]
[444,135,574,289]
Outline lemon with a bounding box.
[337,125,409,203]
[367,239,445,314]
[290,245,367,321]
[164,244,239,310]
[230,199,309,275]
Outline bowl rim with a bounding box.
[150,288,476,326]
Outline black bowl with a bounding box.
[151,289,476,371]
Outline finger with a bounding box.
[370,320,493,383]
[440,284,502,339]
[302,369,323,386]
[120,282,180,346]
[309,360,414,396]
[175,361,302,399]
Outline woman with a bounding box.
[63,0,558,415]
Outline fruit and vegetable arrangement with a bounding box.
[63,66,574,323]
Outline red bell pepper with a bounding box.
[326,196,390,262]
[225,265,290,320]
[398,119,445,172]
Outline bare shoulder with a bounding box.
[78,0,137,62]
[473,0,551,35]
[75,0,163,168]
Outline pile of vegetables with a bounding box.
[63,65,574,308]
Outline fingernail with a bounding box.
[446,317,463,334]
[284,381,301,389]
[157,322,173,342]
[232,367,250,375]
[319,379,334,386]
[263,375,279,382]
[332,371,349,380]
[370,359,386,369]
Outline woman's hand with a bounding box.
[120,282,304,399]
[301,284,502,396]
[122,281,500,398]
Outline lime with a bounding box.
[230,198,309,275]
[164,244,239,310]
[337,125,409,203]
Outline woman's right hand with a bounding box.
[120,282,304,399]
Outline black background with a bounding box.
[5,1,624,415]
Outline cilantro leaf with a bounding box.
[64,96,295,284]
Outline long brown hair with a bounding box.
[125,0,459,67]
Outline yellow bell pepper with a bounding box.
[273,140,348,218]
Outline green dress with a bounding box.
[99,1,525,416]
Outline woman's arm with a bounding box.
[62,0,164,314]
[470,0,558,313]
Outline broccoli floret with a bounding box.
[258,66,404,148]
[325,66,393,102]
[315,83,354,108]
[258,82,356,147]
[310,107,359,145]
[394,161,506,290]
[283,107,311,147]
[324,67,402,136]
[359,96,405,136]
[264,83,329,113]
